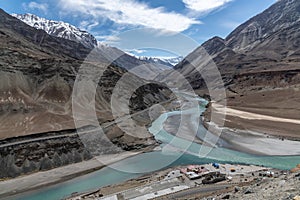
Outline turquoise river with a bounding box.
[8,99,300,200]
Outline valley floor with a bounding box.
[225,88,300,139]
[202,87,300,156]
[207,104,300,155]
[2,91,300,199]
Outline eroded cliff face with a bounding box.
[0,124,159,178]
[0,131,92,178]
[0,9,174,178]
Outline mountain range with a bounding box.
[0,8,173,178]
[175,0,300,139]
[13,13,182,67]
[137,56,183,67]
[12,13,98,49]
[0,0,299,179]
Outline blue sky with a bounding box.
[0,0,277,57]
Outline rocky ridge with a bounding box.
[0,8,173,178]
[174,0,300,138]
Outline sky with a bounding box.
[0,0,277,57]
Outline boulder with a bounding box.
[293,196,300,200]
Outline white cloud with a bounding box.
[130,49,147,54]
[58,0,200,32]
[23,2,48,13]
[124,49,147,56]
[183,0,233,13]
[79,20,99,31]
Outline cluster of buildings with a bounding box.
[179,165,210,180]
[176,163,230,185]
[176,163,273,184]
[67,163,272,200]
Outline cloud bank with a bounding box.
[58,0,200,32]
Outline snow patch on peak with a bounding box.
[137,56,183,67]
[12,13,98,49]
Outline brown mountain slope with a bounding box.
[175,0,300,138]
[0,8,173,178]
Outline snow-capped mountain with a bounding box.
[137,56,183,67]
[161,56,184,66]
[12,13,98,48]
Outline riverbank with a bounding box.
[65,163,290,200]
[2,93,300,200]
[202,88,300,141]
[202,101,300,156]
[0,97,178,199]
[0,151,142,199]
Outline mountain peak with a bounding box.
[202,36,226,55]
[12,13,98,49]
[225,0,300,52]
